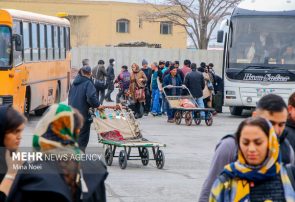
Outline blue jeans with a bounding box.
[151,89,161,114]
[161,93,167,114]
[195,97,205,118]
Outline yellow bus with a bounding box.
[0,9,71,116]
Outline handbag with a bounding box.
[94,67,107,89]
[95,79,107,90]
[207,81,214,91]
[135,87,145,101]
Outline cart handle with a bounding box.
[162,85,195,98]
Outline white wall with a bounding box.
[71,47,224,76]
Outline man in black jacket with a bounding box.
[285,92,295,152]
[68,66,100,151]
[184,63,206,119]
[105,58,115,102]
[141,59,152,116]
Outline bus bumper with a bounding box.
[224,86,293,107]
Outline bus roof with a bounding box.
[1,9,70,26]
[238,0,295,12]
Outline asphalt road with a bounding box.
[21,107,252,202]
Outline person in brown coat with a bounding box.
[128,63,147,119]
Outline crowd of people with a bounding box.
[87,58,224,121]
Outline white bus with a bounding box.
[217,0,295,115]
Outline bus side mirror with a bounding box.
[217,30,224,43]
[12,34,23,51]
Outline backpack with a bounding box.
[94,67,107,90]
[120,71,130,90]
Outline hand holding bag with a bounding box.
[207,81,214,91]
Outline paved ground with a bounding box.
[21,106,251,202]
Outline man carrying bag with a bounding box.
[92,60,107,105]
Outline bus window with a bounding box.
[39,24,46,61]
[65,27,70,51]
[46,25,53,60]
[13,20,23,66]
[0,26,11,67]
[60,27,65,59]
[53,26,59,60]
[23,22,31,62]
[31,23,39,61]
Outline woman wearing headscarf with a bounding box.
[0,105,26,200]
[128,63,147,119]
[7,103,108,202]
[210,117,295,202]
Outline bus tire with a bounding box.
[35,107,48,116]
[55,82,61,103]
[24,87,31,118]
[229,106,243,116]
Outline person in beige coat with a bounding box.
[128,63,147,119]
[200,67,213,109]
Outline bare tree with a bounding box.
[141,0,241,49]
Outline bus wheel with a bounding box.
[35,107,48,116]
[55,82,61,103]
[24,88,31,117]
[229,107,243,116]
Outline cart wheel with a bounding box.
[118,150,128,169]
[141,147,149,166]
[104,147,113,166]
[174,111,182,125]
[205,112,213,126]
[156,150,165,169]
[184,112,192,126]
[194,118,201,125]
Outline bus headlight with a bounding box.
[225,90,236,99]
[0,98,3,105]
[226,90,236,95]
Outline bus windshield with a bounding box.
[229,16,295,69]
[0,26,12,67]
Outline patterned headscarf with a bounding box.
[210,125,295,201]
[33,103,79,151]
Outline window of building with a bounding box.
[160,22,172,35]
[39,24,46,61]
[23,22,31,62]
[12,20,23,66]
[31,23,39,61]
[138,18,143,29]
[46,25,53,60]
[116,19,129,33]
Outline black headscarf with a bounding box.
[0,104,11,182]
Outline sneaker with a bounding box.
[105,99,114,102]
[144,112,149,116]
[151,112,158,116]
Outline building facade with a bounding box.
[0,0,187,48]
